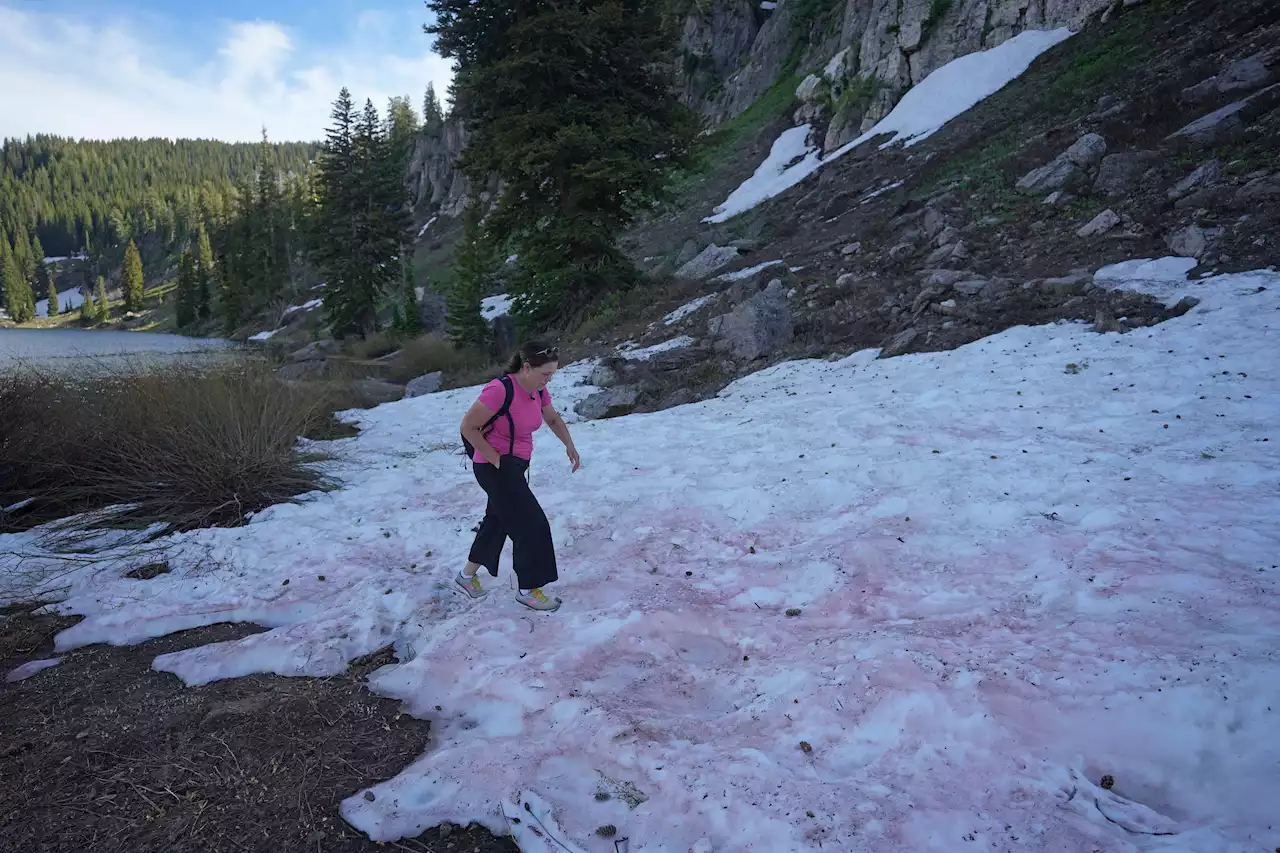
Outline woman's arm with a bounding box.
[543,404,581,472]
[461,401,502,467]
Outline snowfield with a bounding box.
[707,28,1076,223]
[3,267,1278,852]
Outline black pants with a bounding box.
[468,455,558,590]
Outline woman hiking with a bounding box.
[456,341,581,611]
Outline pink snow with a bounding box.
[1,273,1277,851]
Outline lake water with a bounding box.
[0,329,239,371]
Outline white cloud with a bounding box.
[0,5,453,143]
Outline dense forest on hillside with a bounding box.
[0,137,318,259]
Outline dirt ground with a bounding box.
[0,605,517,853]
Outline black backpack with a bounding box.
[460,375,546,460]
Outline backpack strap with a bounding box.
[479,375,517,457]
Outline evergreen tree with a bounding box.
[426,0,697,329]
[446,203,494,349]
[121,239,144,312]
[2,250,33,323]
[80,284,95,323]
[175,250,197,328]
[386,96,421,160]
[45,277,59,318]
[423,83,445,129]
[397,253,423,336]
[95,276,110,323]
[195,223,215,320]
[314,91,409,337]
[253,130,287,301]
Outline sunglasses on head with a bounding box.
[532,346,559,359]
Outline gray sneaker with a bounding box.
[515,588,561,611]
[455,571,486,598]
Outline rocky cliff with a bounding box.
[408,0,1127,218]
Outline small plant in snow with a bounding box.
[1064,361,1088,374]
[786,608,802,617]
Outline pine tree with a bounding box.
[1,239,35,323]
[121,239,144,312]
[423,83,444,130]
[175,250,197,327]
[95,276,110,323]
[426,0,697,329]
[386,96,421,159]
[253,130,287,301]
[446,203,493,349]
[398,253,423,336]
[314,92,408,337]
[45,277,59,318]
[80,285,95,323]
[195,223,215,320]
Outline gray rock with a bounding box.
[492,315,518,357]
[588,363,620,388]
[922,208,947,241]
[889,243,915,261]
[1093,309,1126,334]
[979,279,1013,299]
[795,74,823,101]
[835,272,860,288]
[351,379,406,406]
[675,244,741,280]
[932,225,961,248]
[1218,54,1273,94]
[1093,152,1157,196]
[1168,84,1280,146]
[289,339,340,362]
[648,346,702,372]
[936,299,959,315]
[575,386,640,420]
[417,290,448,334]
[925,244,955,266]
[405,371,443,397]
[1166,224,1221,259]
[1169,295,1202,317]
[729,238,760,252]
[1077,209,1121,238]
[706,279,792,361]
[877,328,920,359]
[1017,158,1080,194]
[1235,176,1280,204]
[953,279,989,296]
[949,241,970,262]
[921,269,970,288]
[1042,191,1071,206]
[1042,274,1092,296]
[841,242,863,256]
[1066,133,1108,168]
[1168,159,1222,200]
[276,359,338,381]
[675,240,700,268]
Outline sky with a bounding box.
[0,0,454,142]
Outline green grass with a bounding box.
[665,72,804,199]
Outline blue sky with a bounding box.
[0,0,453,141]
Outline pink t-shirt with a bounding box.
[472,375,550,463]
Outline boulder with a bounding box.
[1168,159,1222,200]
[1077,209,1121,238]
[588,362,620,388]
[1234,176,1280,205]
[1042,274,1092,296]
[840,242,863,256]
[1092,152,1157,196]
[351,379,406,407]
[675,244,741,280]
[1167,84,1280,146]
[675,239,700,268]
[877,327,920,359]
[1016,158,1079,194]
[405,371,443,397]
[921,269,970,288]
[795,74,823,101]
[835,272,860,288]
[574,386,640,420]
[1066,133,1108,168]
[932,226,961,248]
[288,339,340,362]
[953,279,989,296]
[707,278,793,361]
[276,359,339,381]
[647,346,702,372]
[1166,224,1221,259]
[979,279,1013,299]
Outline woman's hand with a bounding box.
[566,445,581,473]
